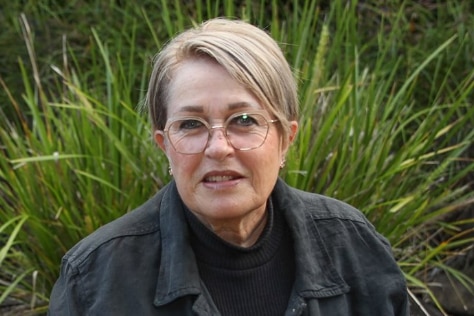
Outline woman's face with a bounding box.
[154,57,297,226]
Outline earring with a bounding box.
[168,166,173,176]
[280,159,286,169]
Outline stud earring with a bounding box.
[280,159,286,169]
[168,166,173,176]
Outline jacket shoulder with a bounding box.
[63,185,168,268]
[284,184,367,223]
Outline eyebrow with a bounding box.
[176,102,259,114]
[177,105,205,113]
[228,102,259,110]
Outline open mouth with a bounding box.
[204,175,239,183]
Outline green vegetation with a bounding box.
[1,0,473,314]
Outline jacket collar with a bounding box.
[154,182,201,304]
[272,178,349,299]
[153,179,348,308]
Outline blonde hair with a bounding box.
[146,18,298,140]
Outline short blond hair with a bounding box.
[146,18,298,140]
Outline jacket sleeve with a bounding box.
[322,216,409,315]
[48,258,85,316]
[376,232,409,315]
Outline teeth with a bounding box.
[205,175,235,182]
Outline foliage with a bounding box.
[1,0,473,313]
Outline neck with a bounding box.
[193,207,268,248]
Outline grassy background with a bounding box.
[1,0,473,314]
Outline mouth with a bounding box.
[205,175,239,182]
[202,171,243,185]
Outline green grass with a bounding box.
[1,0,473,313]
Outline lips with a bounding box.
[202,171,243,183]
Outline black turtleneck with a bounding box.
[184,199,295,316]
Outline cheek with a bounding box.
[263,133,284,163]
[171,156,201,202]
[169,153,199,179]
[248,138,282,180]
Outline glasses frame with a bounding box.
[162,110,279,155]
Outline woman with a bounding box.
[48,18,409,315]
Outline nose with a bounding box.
[204,127,234,159]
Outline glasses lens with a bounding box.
[226,113,269,151]
[167,119,209,154]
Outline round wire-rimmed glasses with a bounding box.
[162,110,279,154]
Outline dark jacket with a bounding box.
[48,179,409,315]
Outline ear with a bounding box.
[154,130,167,152]
[288,120,298,144]
[282,120,298,155]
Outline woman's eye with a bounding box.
[179,119,204,130]
[231,114,258,126]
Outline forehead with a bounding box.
[166,57,263,117]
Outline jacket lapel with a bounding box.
[273,179,350,300]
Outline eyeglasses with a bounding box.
[162,111,279,154]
